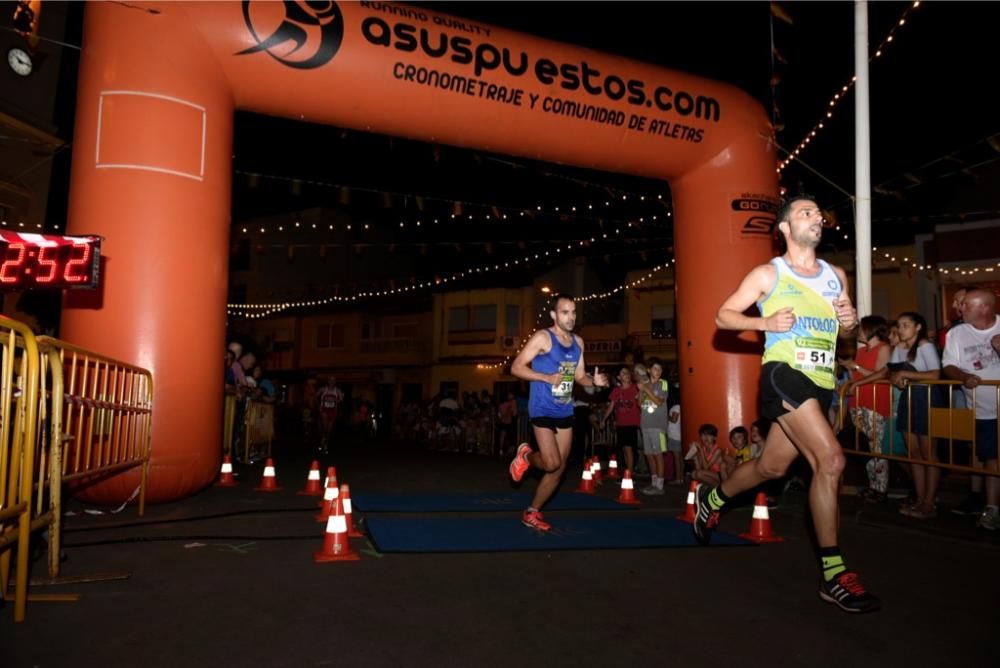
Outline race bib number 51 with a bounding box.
[793,337,835,373]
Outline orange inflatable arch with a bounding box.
[65,2,776,504]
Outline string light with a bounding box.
[234,169,671,233]
[777,1,921,174]
[227,229,637,319]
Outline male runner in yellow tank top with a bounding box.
[696,194,880,613]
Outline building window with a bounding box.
[392,321,418,339]
[505,305,520,337]
[651,305,674,337]
[448,305,497,332]
[472,305,496,331]
[448,307,468,332]
[316,322,345,349]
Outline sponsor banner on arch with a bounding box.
[730,192,779,243]
[236,0,721,147]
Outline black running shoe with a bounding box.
[818,571,881,613]
[692,482,719,546]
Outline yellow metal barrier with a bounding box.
[36,336,153,579]
[223,391,273,463]
[839,379,999,476]
[0,315,40,624]
[223,390,237,458]
[37,337,153,507]
[0,324,153,624]
[242,399,274,462]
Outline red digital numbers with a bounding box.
[0,236,100,290]
[0,243,27,284]
[64,243,92,284]
[36,246,59,283]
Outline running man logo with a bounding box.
[236,0,344,69]
[731,197,778,237]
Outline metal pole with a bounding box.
[854,0,873,316]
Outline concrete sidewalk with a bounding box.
[4,440,998,667]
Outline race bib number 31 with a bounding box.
[551,361,576,404]
[793,337,835,374]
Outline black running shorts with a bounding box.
[760,361,834,420]
[530,415,575,432]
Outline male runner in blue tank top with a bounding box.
[698,194,880,613]
[509,293,609,531]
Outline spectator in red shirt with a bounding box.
[601,366,641,474]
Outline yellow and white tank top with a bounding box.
[758,257,842,389]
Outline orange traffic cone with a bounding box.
[318,466,338,507]
[740,492,784,543]
[297,460,323,496]
[591,458,603,485]
[314,496,360,563]
[617,469,641,505]
[341,483,363,538]
[254,457,282,492]
[215,455,237,487]
[315,468,341,522]
[607,455,620,479]
[576,466,595,494]
[676,481,697,522]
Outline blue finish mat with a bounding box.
[352,491,635,513]
[365,515,754,553]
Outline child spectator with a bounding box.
[602,366,641,475]
[729,426,752,465]
[637,358,669,495]
[689,423,724,486]
[843,315,893,503]
[890,311,942,519]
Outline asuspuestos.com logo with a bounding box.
[359,12,721,123]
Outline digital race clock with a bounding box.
[0,231,101,290]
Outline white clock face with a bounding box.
[7,47,32,76]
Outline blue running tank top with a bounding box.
[528,329,581,418]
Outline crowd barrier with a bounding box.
[222,390,274,463]
[0,317,153,623]
[839,379,1000,477]
[0,316,41,624]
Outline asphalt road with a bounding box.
[4,441,998,667]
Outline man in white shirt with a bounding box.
[942,289,1000,531]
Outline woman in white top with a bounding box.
[886,312,942,519]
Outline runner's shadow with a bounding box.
[712,329,765,355]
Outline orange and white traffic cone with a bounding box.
[591,458,603,485]
[341,483,363,538]
[318,466,338,507]
[254,457,282,492]
[315,468,341,522]
[617,469,641,505]
[297,460,323,496]
[576,466,595,494]
[676,481,697,522]
[740,492,784,543]
[314,496,360,563]
[607,455,620,479]
[215,455,237,487]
